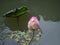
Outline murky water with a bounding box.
[0,0,60,45]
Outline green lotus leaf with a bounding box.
[22,42,26,45]
[10,34,14,39]
[36,34,40,37]
[15,6,29,17]
[15,34,20,38]
[18,31,22,35]
[3,6,29,17]
[35,36,40,41]
[21,40,25,43]
[21,32,26,36]
[15,37,20,42]
[38,32,42,35]
[24,34,29,39]
[26,38,31,41]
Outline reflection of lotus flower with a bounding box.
[28,16,40,30]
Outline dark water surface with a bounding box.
[0,0,60,45]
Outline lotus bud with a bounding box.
[28,16,40,30]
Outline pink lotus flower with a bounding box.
[28,16,40,30]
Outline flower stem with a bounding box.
[28,30,34,45]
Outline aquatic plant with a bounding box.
[0,6,42,45]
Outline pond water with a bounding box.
[0,0,60,45]
[0,15,60,45]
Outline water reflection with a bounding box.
[0,16,60,45]
[31,15,60,45]
[4,13,33,31]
